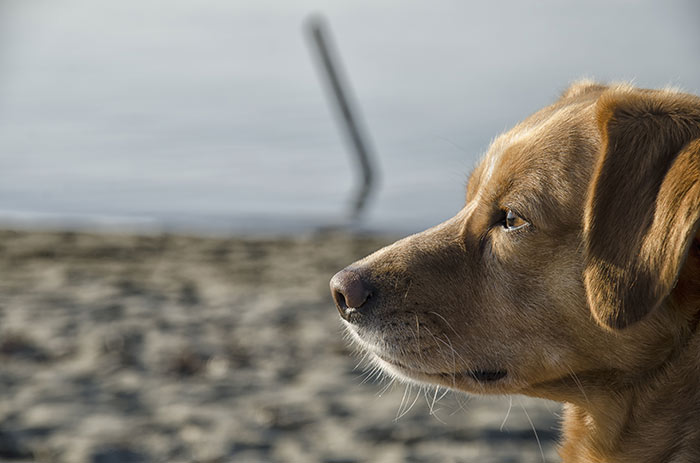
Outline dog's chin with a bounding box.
[344,322,514,393]
[370,353,511,394]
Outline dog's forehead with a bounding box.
[468,98,599,205]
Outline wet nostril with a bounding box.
[329,269,372,321]
[333,288,348,310]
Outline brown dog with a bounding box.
[330,81,700,462]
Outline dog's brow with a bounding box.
[482,149,502,186]
[463,197,480,219]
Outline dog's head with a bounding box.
[330,82,700,401]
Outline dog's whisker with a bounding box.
[357,366,376,384]
[420,325,453,373]
[422,386,431,411]
[436,386,450,402]
[427,385,450,423]
[414,314,425,365]
[409,386,424,416]
[424,327,469,372]
[396,385,421,421]
[428,386,447,424]
[449,393,472,416]
[440,333,460,389]
[429,385,440,415]
[519,399,545,463]
[500,396,513,432]
[428,310,464,341]
[396,383,411,420]
[353,349,371,368]
[565,365,591,408]
[377,377,396,398]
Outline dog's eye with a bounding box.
[503,209,528,231]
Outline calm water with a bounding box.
[0,0,699,234]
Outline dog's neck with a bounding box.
[555,332,694,460]
[555,248,700,463]
[557,328,700,462]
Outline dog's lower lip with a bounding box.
[377,356,506,383]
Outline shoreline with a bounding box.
[0,211,439,240]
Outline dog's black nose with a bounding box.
[330,269,371,321]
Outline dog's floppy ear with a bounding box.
[584,87,700,330]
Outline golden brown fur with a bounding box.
[330,81,700,462]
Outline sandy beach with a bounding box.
[0,229,560,462]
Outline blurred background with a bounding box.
[0,1,698,462]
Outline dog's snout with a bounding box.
[330,269,372,322]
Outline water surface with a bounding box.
[1,0,698,234]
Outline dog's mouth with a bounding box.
[466,370,508,382]
[436,369,508,384]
